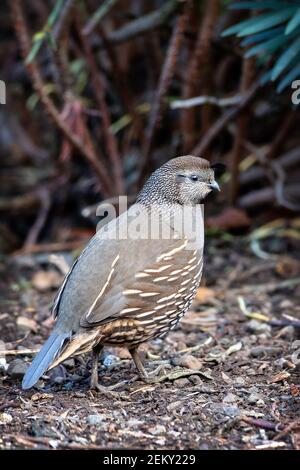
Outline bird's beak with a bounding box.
[208,181,220,192]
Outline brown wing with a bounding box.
[80,237,203,330]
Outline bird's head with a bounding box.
[138,155,222,206]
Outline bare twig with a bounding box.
[76,12,125,194]
[11,0,113,197]
[192,79,260,157]
[12,240,87,256]
[82,0,119,36]
[52,0,75,41]
[228,125,300,210]
[171,95,241,109]
[0,348,39,356]
[140,2,189,181]
[241,416,284,432]
[181,0,220,152]
[239,184,300,210]
[229,56,256,204]
[23,188,51,249]
[89,0,178,44]
[267,110,297,161]
[240,147,300,186]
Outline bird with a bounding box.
[22,155,221,393]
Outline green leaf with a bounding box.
[25,0,63,64]
[285,7,300,34]
[271,35,300,79]
[260,69,273,86]
[25,39,43,64]
[47,0,64,28]
[222,8,295,37]
[32,31,46,42]
[86,0,119,29]
[45,31,57,50]
[230,1,297,10]
[238,9,296,36]
[245,31,296,57]
[241,26,285,46]
[277,61,300,91]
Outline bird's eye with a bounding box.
[190,175,199,182]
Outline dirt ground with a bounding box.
[0,236,300,450]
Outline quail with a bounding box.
[22,156,220,392]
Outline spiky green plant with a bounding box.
[222,1,300,92]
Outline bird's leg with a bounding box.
[90,344,126,397]
[129,347,168,384]
[90,344,103,390]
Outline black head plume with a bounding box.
[211,163,226,177]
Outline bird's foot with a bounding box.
[90,378,127,398]
[139,364,172,384]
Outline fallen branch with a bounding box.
[241,416,284,432]
[234,277,300,295]
[0,348,39,356]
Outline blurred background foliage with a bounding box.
[223,0,300,92]
[0,0,300,255]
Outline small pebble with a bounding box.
[223,393,238,404]
[250,346,281,358]
[63,358,75,368]
[247,393,263,404]
[0,413,13,425]
[175,354,202,370]
[234,377,246,387]
[87,414,106,426]
[175,378,190,388]
[148,424,166,435]
[189,375,203,385]
[103,354,119,367]
[7,360,27,379]
[246,320,271,335]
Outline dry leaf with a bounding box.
[268,370,291,384]
[16,316,37,333]
[195,287,215,303]
[290,384,299,397]
[276,257,300,278]
[32,270,62,292]
[292,432,300,450]
[31,393,54,402]
[0,413,13,425]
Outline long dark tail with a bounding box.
[22,331,70,390]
